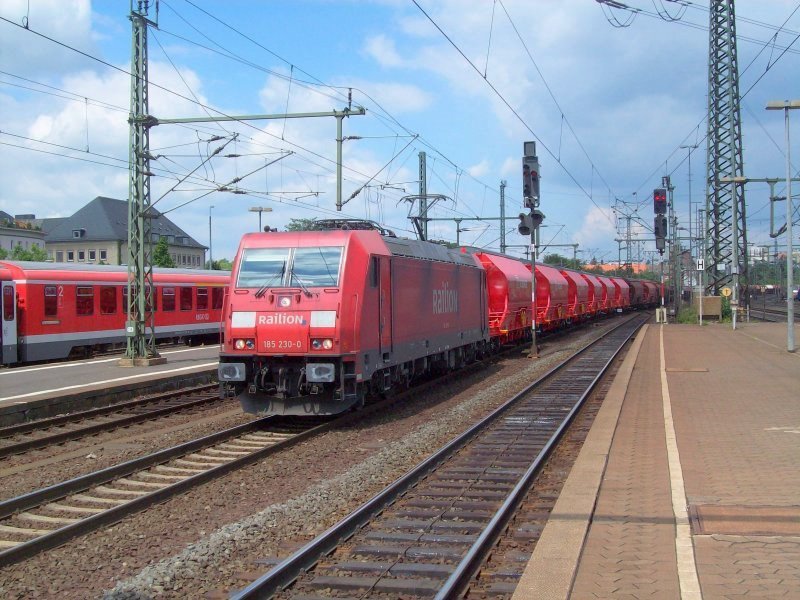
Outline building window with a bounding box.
[180,287,192,311]
[76,286,94,316]
[197,287,208,310]
[56,251,64,262]
[78,250,85,261]
[162,287,175,311]
[89,250,96,261]
[100,286,117,314]
[99,249,107,262]
[67,251,74,262]
[44,286,58,317]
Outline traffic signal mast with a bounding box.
[653,188,667,255]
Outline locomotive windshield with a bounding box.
[237,246,343,289]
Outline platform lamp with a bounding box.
[249,206,273,232]
[766,99,800,353]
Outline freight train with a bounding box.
[218,221,658,416]
[0,261,228,365]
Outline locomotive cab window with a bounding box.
[76,286,94,316]
[44,286,58,317]
[100,286,117,314]
[237,246,343,289]
[369,256,379,288]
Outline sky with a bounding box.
[0,0,798,264]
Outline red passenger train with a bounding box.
[0,261,228,365]
[218,221,659,416]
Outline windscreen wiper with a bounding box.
[254,262,285,298]
[289,268,313,297]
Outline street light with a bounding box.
[249,206,273,232]
[766,99,800,353]
[208,205,214,269]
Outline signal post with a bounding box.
[519,142,545,358]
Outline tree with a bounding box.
[542,253,583,270]
[152,238,175,268]
[285,218,317,231]
[207,258,233,271]
[0,248,7,259]
[10,244,48,261]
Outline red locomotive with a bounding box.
[219,221,660,417]
[0,261,228,365]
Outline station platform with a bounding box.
[0,345,220,426]
[514,320,800,599]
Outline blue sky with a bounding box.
[1,0,797,264]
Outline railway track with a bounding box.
[230,314,647,599]
[0,384,225,458]
[750,304,799,322]
[0,415,336,566]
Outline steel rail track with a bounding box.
[0,416,335,566]
[751,305,800,322]
[232,314,647,599]
[0,384,223,458]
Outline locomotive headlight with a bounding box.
[278,296,291,307]
[234,338,255,350]
[311,338,334,350]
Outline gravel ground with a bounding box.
[0,319,628,599]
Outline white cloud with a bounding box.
[573,205,617,248]
[467,159,490,178]
[364,34,405,68]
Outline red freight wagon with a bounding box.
[628,279,646,308]
[580,272,604,316]
[473,250,532,344]
[220,228,489,416]
[643,280,659,306]
[525,263,569,330]
[596,275,615,312]
[560,269,590,321]
[0,261,227,364]
[609,276,631,309]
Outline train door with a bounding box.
[379,257,392,357]
[1,281,18,364]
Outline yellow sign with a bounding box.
[721,287,732,297]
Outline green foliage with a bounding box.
[676,306,698,324]
[10,244,48,261]
[207,258,233,271]
[542,253,583,270]
[152,238,176,268]
[285,218,317,231]
[720,296,732,321]
[0,247,7,259]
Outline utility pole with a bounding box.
[705,0,748,304]
[121,0,163,366]
[419,152,428,240]
[500,180,507,253]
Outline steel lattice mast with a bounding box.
[705,0,748,302]
[123,1,162,365]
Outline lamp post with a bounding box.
[249,206,274,232]
[208,205,214,269]
[766,99,799,353]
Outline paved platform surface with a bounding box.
[0,345,219,424]
[514,321,800,599]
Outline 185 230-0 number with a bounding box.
[263,340,302,350]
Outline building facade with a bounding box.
[24,196,207,268]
